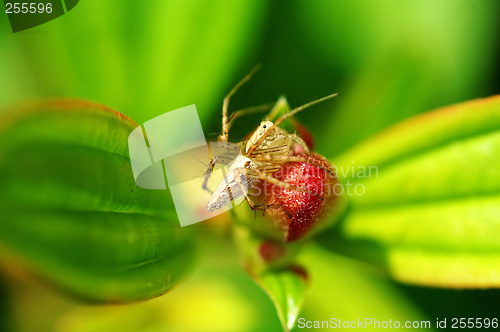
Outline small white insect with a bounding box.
[206,155,256,212]
[204,66,339,213]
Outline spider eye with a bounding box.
[262,125,267,129]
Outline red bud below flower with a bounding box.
[259,240,286,262]
[290,264,309,282]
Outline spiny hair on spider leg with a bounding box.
[193,156,209,168]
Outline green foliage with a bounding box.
[321,96,500,287]
[259,269,307,332]
[0,1,499,331]
[299,245,426,326]
[233,225,306,331]
[0,0,268,124]
[0,100,193,302]
[297,0,499,156]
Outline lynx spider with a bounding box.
[205,66,339,214]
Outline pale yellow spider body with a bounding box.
[204,66,338,213]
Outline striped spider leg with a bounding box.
[205,66,339,213]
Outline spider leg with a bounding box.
[253,154,334,176]
[226,103,274,133]
[219,65,261,143]
[246,92,339,155]
[244,167,324,201]
[201,158,217,193]
[273,93,340,129]
[201,155,234,193]
[231,173,294,219]
[229,167,299,218]
[261,204,293,218]
[229,166,260,210]
[289,133,310,154]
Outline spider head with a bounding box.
[245,120,274,153]
[258,120,273,131]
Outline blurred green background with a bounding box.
[1,0,499,331]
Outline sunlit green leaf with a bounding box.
[233,225,306,331]
[298,0,499,156]
[0,100,193,302]
[259,269,307,332]
[0,0,268,124]
[299,245,427,329]
[52,233,284,332]
[321,95,500,287]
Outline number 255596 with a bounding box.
[5,3,53,14]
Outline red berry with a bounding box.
[255,154,339,241]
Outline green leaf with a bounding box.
[258,269,307,332]
[321,95,500,288]
[334,95,500,172]
[0,1,269,124]
[233,226,306,331]
[0,276,10,332]
[45,234,285,332]
[0,100,193,302]
[298,0,499,156]
[298,245,427,326]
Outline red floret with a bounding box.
[258,154,338,241]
